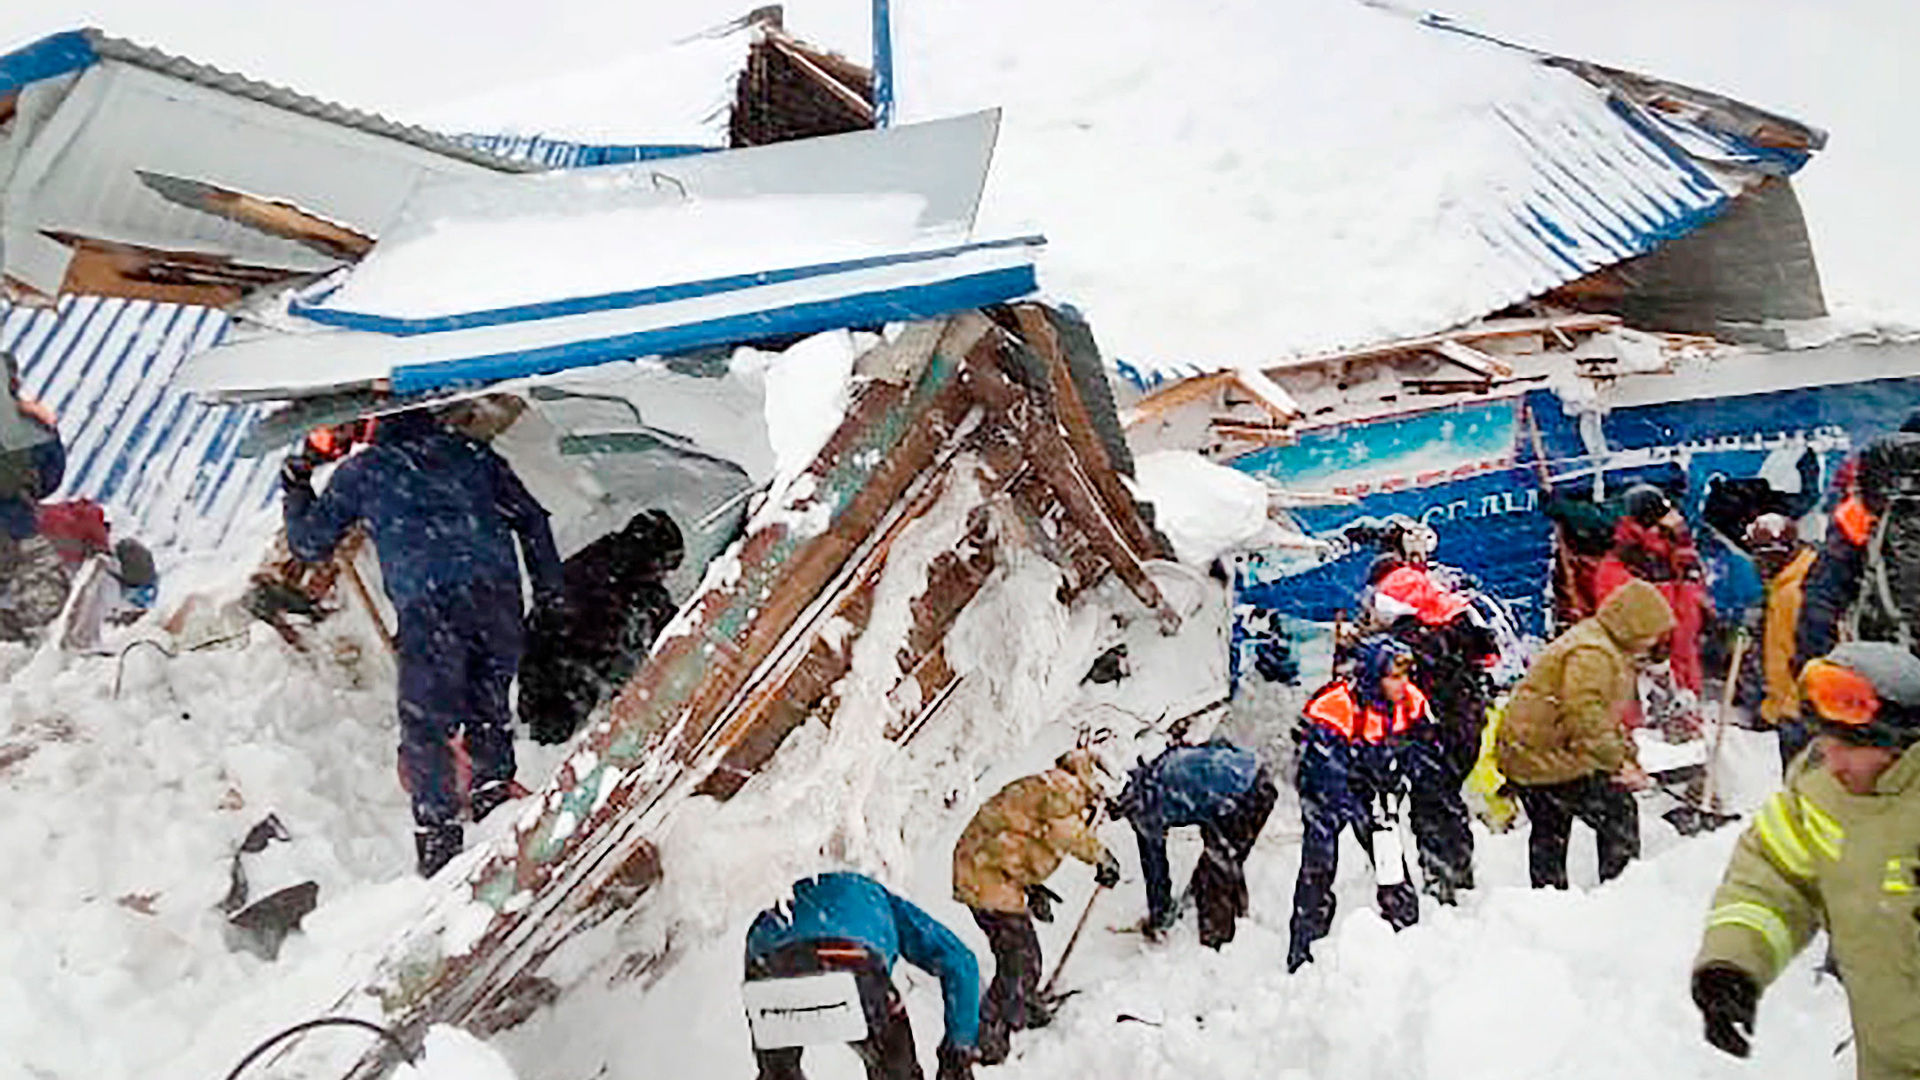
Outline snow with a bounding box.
[752,329,858,497]
[316,192,935,320]
[890,0,1740,376]
[1132,450,1277,566]
[404,25,754,148]
[394,1025,521,1080]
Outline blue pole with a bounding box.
[872,0,894,127]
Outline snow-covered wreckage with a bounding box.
[1,14,1218,1076]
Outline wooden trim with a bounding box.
[766,36,875,121]
[1432,339,1513,379]
[1009,303,1163,560]
[967,358,1182,631]
[1122,371,1233,427]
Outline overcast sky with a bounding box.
[2,1,1913,318]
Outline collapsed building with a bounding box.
[3,2,1917,1075]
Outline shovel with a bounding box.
[1660,629,1748,835]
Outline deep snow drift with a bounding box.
[0,527,1857,1080]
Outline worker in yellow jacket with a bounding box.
[1692,641,1920,1079]
[1745,513,1818,768]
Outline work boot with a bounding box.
[1286,940,1313,974]
[469,780,514,824]
[415,824,463,878]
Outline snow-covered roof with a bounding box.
[0,29,532,173]
[405,24,756,150]
[887,0,1821,381]
[178,112,1038,400]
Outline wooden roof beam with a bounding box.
[1432,339,1513,379]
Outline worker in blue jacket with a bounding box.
[744,872,980,1080]
[1109,739,1277,948]
[283,408,563,877]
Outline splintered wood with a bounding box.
[293,306,1172,1079]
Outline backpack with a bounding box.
[1852,433,1920,648]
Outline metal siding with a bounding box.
[0,297,276,552]
[454,132,715,170]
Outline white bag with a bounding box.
[742,970,870,1050]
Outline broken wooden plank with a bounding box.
[1432,339,1514,379]
[1228,367,1305,420]
[1010,303,1164,561]
[966,359,1182,632]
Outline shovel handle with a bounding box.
[1041,883,1107,1000]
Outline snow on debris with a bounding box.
[1131,449,1277,567]
[892,0,1743,378]
[314,192,936,321]
[393,1025,522,1080]
[403,24,754,149]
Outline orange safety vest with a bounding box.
[1304,682,1431,744]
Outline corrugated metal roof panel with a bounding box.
[76,31,536,174]
[453,134,714,171]
[0,297,278,552]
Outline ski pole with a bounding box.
[1040,883,1107,1000]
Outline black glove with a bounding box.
[1692,965,1758,1058]
[1025,883,1061,923]
[935,1042,977,1080]
[1094,851,1122,889]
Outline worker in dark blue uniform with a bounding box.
[282,408,563,877]
[1109,739,1277,948]
[744,872,980,1080]
[1288,636,1430,971]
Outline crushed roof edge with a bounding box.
[75,29,541,174]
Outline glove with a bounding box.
[935,1042,977,1080]
[1692,965,1758,1058]
[1025,883,1061,923]
[1094,851,1121,889]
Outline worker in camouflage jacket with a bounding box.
[952,749,1120,1064]
[1497,577,1673,888]
[1693,641,1920,1080]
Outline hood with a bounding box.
[1595,578,1675,653]
[1352,635,1413,711]
[375,408,440,446]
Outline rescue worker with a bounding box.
[1108,738,1277,948]
[744,872,979,1080]
[1594,484,1710,715]
[952,749,1121,1064]
[1744,514,1818,768]
[519,508,684,744]
[282,409,564,877]
[1692,642,1920,1080]
[1497,578,1673,889]
[1799,415,1920,668]
[1287,637,1429,972]
[1370,562,1493,903]
[0,350,70,642]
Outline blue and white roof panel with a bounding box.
[1,298,278,552]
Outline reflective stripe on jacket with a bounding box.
[1696,746,1920,1079]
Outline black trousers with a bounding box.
[747,940,922,1080]
[970,907,1042,1064]
[1513,774,1640,889]
[1193,767,1278,948]
[1406,735,1476,900]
